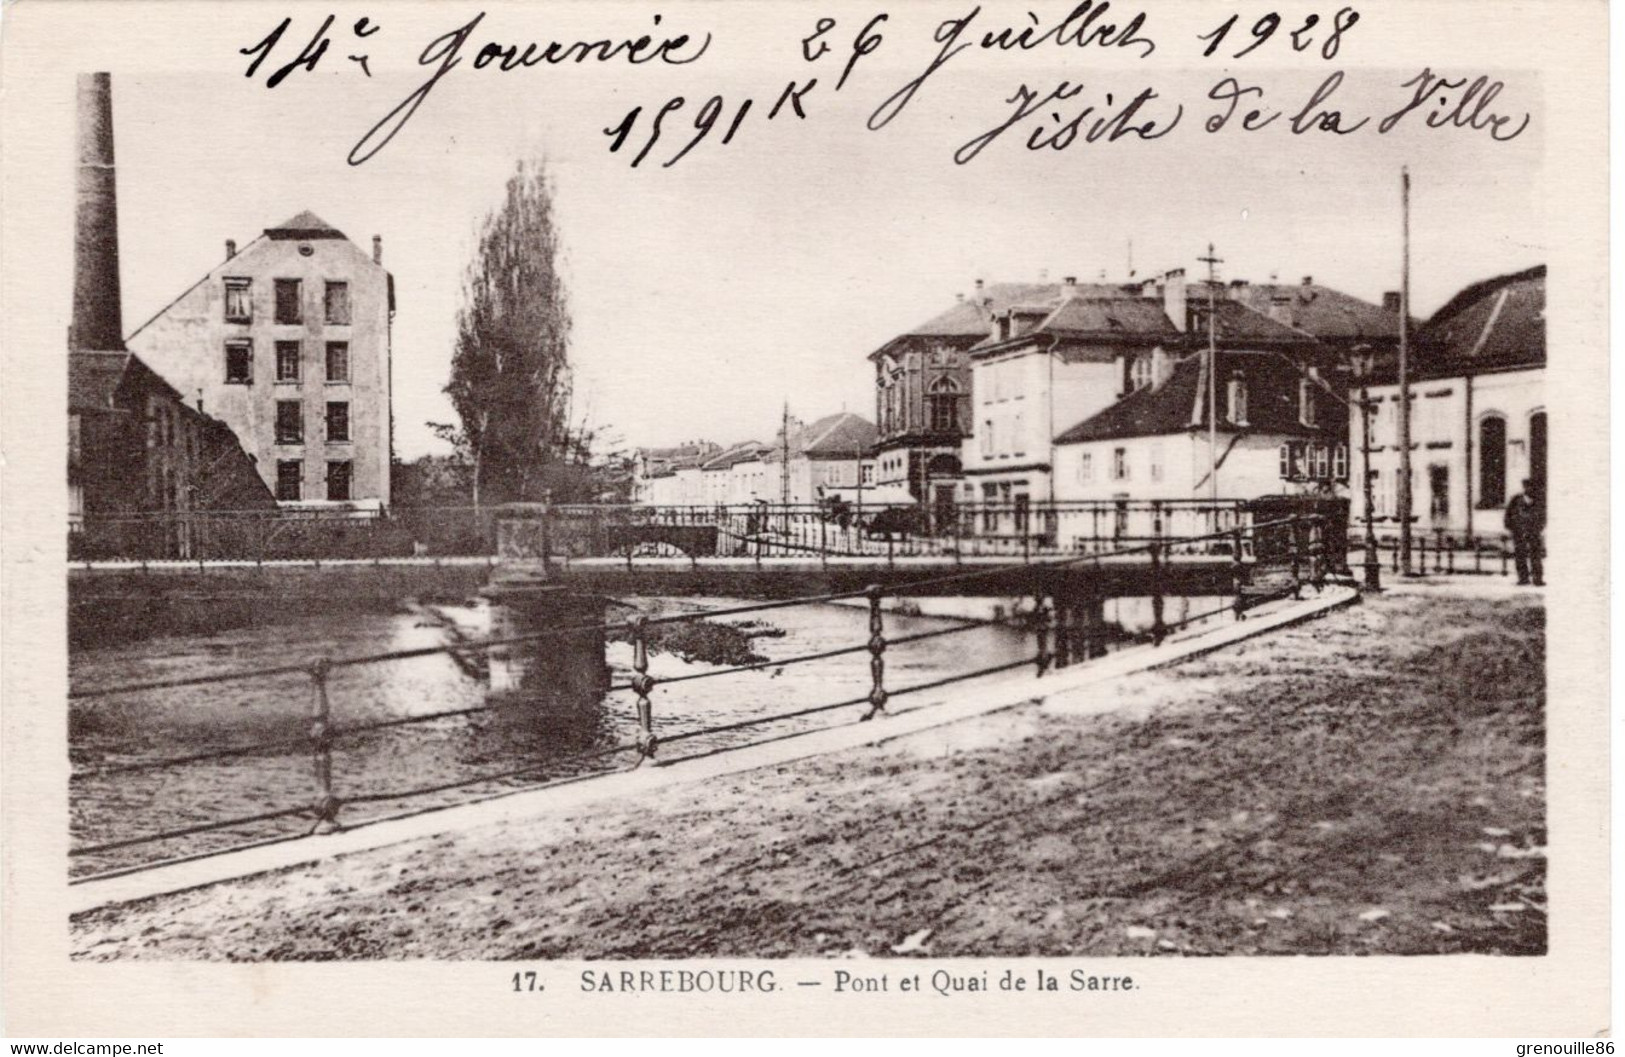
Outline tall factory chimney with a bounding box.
[72,72,124,351]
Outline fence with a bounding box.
[67,513,1331,881]
[70,499,1326,565]
[1348,532,1519,577]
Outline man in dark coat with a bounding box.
[1505,479,1544,586]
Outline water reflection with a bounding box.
[68,593,1226,876]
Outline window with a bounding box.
[861,463,874,485]
[274,279,302,324]
[224,278,251,322]
[324,281,351,325]
[1279,443,1292,479]
[325,342,350,383]
[981,484,999,531]
[1149,443,1164,482]
[981,420,994,458]
[1332,444,1348,481]
[1226,372,1248,425]
[327,461,352,501]
[1428,464,1449,522]
[276,340,301,382]
[225,340,252,384]
[1299,379,1317,427]
[1012,412,1025,456]
[1312,443,1330,478]
[1112,447,1129,481]
[928,380,960,433]
[1478,415,1507,507]
[1130,354,1154,391]
[326,401,350,442]
[276,460,301,501]
[1078,452,1093,483]
[275,400,303,444]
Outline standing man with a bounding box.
[1505,479,1545,586]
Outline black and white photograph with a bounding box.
[0,0,1610,1040]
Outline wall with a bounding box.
[1353,366,1543,539]
[128,233,392,508]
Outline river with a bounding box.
[69,597,1049,878]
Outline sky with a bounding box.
[43,5,1546,459]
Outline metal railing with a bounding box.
[70,499,1287,564]
[1349,531,1519,577]
[67,513,1332,881]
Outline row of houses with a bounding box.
[633,413,879,508]
[635,260,1545,543]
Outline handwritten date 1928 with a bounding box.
[1197,8,1359,60]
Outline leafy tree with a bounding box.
[444,157,574,506]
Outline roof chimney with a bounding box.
[1382,291,1401,313]
[1061,275,1079,301]
[1301,275,1313,287]
[225,239,236,260]
[974,278,984,294]
[1162,268,1187,333]
[71,72,124,352]
[372,235,383,264]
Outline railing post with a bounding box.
[862,584,888,720]
[1289,517,1304,598]
[1150,541,1166,646]
[308,659,340,835]
[540,500,554,576]
[631,615,658,765]
[1230,526,1246,620]
[1034,579,1053,677]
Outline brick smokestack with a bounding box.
[72,72,123,351]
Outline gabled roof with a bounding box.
[266,210,347,240]
[702,441,772,470]
[1041,297,1181,339]
[1055,350,1329,445]
[1416,265,1544,373]
[1200,299,1319,344]
[797,412,878,458]
[1226,281,1402,340]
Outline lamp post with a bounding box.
[1351,350,1382,591]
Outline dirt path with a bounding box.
[72,590,1545,960]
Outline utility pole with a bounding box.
[1398,167,1414,575]
[1199,243,1223,506]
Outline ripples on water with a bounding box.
[68,598,1045,877]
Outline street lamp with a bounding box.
[1350,349,1382,592]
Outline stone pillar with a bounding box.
[73,73,124,352]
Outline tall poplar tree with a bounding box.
[444,157,573,505]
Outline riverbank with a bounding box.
[72,588,1544,959]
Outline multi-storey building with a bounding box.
[127,211,394,509]
[1352,265,1544,541]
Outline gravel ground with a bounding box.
[72,588,1545,960]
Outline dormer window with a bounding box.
[1226,371,1248,426]
[1299,378,1318,427]
[1129,354,1154,392]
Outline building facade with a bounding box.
[1053,348,1348,543]
[127,211,394,510]
[1352,265,1545,541]
[765,412,878,506]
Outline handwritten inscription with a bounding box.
[234,7,1533,168]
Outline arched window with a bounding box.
[928,377,961,433]
[1477,414,1507,508]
